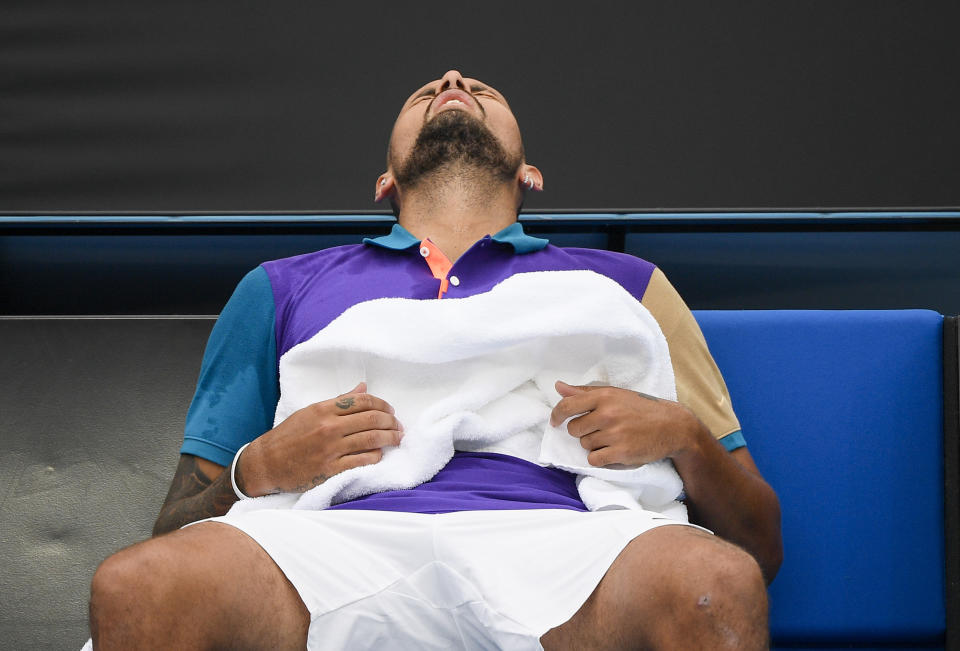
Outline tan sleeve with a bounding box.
[641,268,740,440]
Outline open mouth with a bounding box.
[432,89,477,116]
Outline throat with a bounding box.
[410,162,508,211]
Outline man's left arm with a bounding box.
[671,417,783,583]
[551,382,783,583]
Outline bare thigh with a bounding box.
[90,521,310,650]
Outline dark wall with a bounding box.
[3,1,958,212]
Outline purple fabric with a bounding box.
[327,452,588,514]
[262,237,657,358]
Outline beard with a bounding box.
[392,110,523,188]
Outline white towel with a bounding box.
[228,270,685,517]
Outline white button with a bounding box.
[449,275,460,286]
[419,246,430,257]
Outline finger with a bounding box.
[578,431,609,452]
[565,410,604,439]
[556,380,611,396]
[550,392,599,427]
[339,427,403,454]
[555,380,586,398]
[587,447,613,468]
[331,391,396,416]
[578,430,596,451]
[338,409,402,434]
[337,448,384,472]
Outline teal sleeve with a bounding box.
[180,266,279,466]
[719,430,747,452]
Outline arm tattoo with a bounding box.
[335,396,355,410]
[152,455,237,537]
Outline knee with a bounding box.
[90,546,142,624]
[695,542,767,615]
[89,541,174,642]
[614,529,769,649]
[668,535,768,648]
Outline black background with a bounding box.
[3,1,958,212]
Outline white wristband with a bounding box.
[230,442,253,500]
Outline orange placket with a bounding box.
[418,239,453,298]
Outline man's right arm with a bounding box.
[153,455,233,536]
[152,267,276,537]
[152,384,403,537]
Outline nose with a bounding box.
[438,70,467,92]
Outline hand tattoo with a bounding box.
[291,474,328,493]
[335,396,355,410]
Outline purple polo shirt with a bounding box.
[265,223,655,362]
[182,223,660,513]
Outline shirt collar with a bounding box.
[363,222,549,254]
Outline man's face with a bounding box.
[387,70,525,186]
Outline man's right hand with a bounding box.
[235,382,403,497]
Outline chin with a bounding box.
[395,112,521,186]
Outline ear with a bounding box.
[517,164,544,192]
[374,173,396,203]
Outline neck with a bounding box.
[396,165,520,262]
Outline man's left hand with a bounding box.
[549,380,701,468]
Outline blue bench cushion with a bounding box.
[694,310,945,646]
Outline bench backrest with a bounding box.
[695,309,948,646]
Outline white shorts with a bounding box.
[209,508,697,650]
